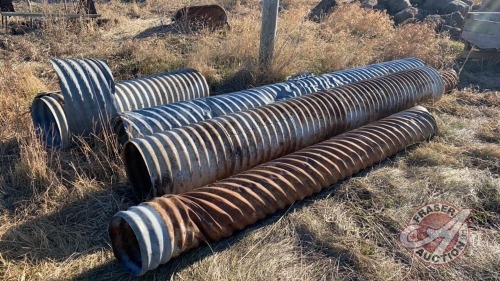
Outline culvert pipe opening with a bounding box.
[123,142,155,200]
[31,94,69,149]
[109,205,173,276]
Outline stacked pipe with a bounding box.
[109,106,438,276]
[31,59,209,149]
[123,66,446,199]
[439,69,459,94]
[115,58,427,142]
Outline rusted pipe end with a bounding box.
[31,93,70,149]
[439,69,459,94]
[109,205,172,276]
[123,141,155,200]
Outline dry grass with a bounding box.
[0,1,499,280]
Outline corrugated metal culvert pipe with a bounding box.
[110,106,438,276]
[115,58,426,142]
[30,92,70,149]
[31,59,209,149]
[123,66,445,199]
[439,69,459,94]
[114,68,210,112]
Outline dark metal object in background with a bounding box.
[123,66,445,199]
[439,69,459,93]
[110,106,438,276]
[0,0,14,12]
[172,5,229,31]
[116,58,426,142]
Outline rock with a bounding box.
[373,0,389,10]
[442,24,462,38]
[441,11,464,28]
[422,0,452,13]
[425,14,445,29]
[360,0,378,8]
[471,3,481,11]
[308,0,337,22]
[409,0,425,6]
[393,7,427,24]
[387,0,412,14]
[444,0,470,16]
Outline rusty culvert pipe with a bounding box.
[439,69,459,94]
[123,66,444,199]
[115,58,426,142]
[31,59,209,149]
[110,106,437,276]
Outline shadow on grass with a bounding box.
[0,184,138,263]
[458,58,500,91]
[134,24,184,39]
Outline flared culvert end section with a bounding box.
[109,205,172,276]
[30,94,69,150]
[123,141,155,200]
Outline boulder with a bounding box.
[444,0,470,16]
[387,0,412,14]
[308,0,337,22]
[441,11,464,28]
[442,24,462,38]
[409,0,425,6]
[425,14,445,29]
[422,0,451,13]
[393,7,427,24]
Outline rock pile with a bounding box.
[309,0,482,39]
[362,0,478,37]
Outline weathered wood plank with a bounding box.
[461,30,500,49]
[462,19,500,36]
[468,12,500,22]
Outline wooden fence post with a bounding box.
[259,0,279,70]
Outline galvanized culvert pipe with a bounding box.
[114,68,210,112]
[115,58,426,142]
[110,106,438,276]
[31,59,210,149]
[30,92,69,149]
[123,66,445,199]
[439,69,459,94]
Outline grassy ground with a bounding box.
[0,1,498,280]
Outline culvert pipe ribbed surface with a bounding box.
[115,58,426,142]
[33,59,210,149]
[110,106,438,276]
[123,66,445,199]
[51,58,117,138]
[439,69,459,94]
[114,68,210,112]
[30,92,70,149]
